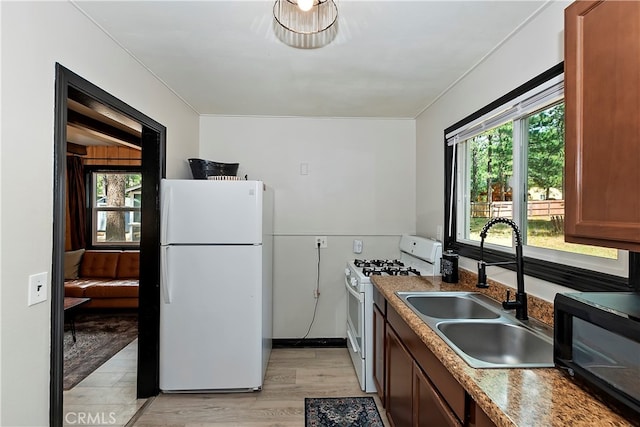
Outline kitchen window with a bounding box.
[89,170,142,247]
[444,64,630,291]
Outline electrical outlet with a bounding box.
[314,236,327,248]
[28,272,48,306]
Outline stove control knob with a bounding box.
[345,268,350,276]
[350,277,357,287]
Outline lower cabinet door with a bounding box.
[386,326,413,427]
[413,362,462,427]
[469,401,498,427]
[373,304,386,405]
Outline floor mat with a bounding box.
[64,312,137,390]
[305,396,384,427]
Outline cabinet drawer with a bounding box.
[388,305,466,422]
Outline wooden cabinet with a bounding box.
[468,401,497,427]
[385,304,468,427]
[413,361,462,427]
[564,0,640,250]
[386,325,413,427]
[373,302,386,405]
[381,300,497,427]
[386,325,462,427]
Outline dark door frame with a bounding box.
[51,63,165,426]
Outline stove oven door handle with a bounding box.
[345,277,364,302]
[344,274,353,290]
[346,328,359,353]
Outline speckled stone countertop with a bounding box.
[371,272,635,427]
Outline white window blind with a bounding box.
[446,76,564,146]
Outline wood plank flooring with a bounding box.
[132,348,389,426]
[64,339,146,427]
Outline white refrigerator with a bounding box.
[159,179,274,392]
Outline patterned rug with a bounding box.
[64,312,138,390]
[305,397,384,427]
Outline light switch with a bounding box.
[300,163,309,175]
[353,239,363,254]
[28,272,48,306]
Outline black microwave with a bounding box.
[554,292,640,422]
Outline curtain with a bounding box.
[67,156,86,250]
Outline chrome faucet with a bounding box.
[476,217,528,320]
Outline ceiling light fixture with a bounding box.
[273,0,338,49]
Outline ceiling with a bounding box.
[66,88,142,149]
[72,0,547,119]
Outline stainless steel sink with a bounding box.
[404,294,500,319]
[437,322,554,368]
[395,291,554,369]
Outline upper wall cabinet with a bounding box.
[564,0,640,251]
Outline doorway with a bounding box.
[51,64,165,426]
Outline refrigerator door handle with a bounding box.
[161,184,172,245]
[161,246,172,304]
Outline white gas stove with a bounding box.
[344,235,443,392]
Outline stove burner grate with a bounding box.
[362,267,384,276]
[361,266,421,277]
[354,259,404,268]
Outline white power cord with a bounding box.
[300,242,321,340]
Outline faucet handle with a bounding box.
[505,290,511,302]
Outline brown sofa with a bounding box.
[64,250,139,309]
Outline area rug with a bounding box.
[64,312,138,390]
[305,397,384,427]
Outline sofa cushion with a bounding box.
[83,298,138,309]
[83,280,139,298]
[64,249,85,280]
[64,283,86,298]
[80,251,120,278]
[64,278,105,297]
[116,251,139,279]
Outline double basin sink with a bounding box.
[396,291,554,369]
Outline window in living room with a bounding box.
[90,170,142,246]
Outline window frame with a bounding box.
[443,63,633,292]
[85,165,142,250]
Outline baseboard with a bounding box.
[273,338,347,348]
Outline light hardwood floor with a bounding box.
[63,339,146,427]
[132,347,389,427]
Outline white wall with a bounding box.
[416,1,572,301]
[200,116,416,337]
[0,2,199,425]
